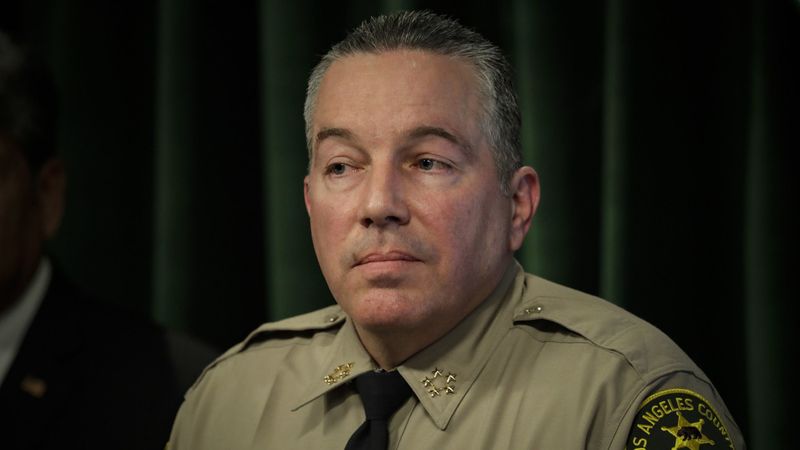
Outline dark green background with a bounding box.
[2,1,796,447]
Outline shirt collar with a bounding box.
[0,258,51,384]
[291,316,376,411]
[398,261,522,429]
[291,260,524,430]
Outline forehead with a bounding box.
[312,50,485,146]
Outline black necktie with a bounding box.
[344,370,413,450]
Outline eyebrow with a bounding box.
[315,125,474,156]
[316,127,355,148]
[405,126,473,156]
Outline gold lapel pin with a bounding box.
[21,375,47,398]
[324,362,355,385]
[420,367,456,397]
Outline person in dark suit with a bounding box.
[0,30,203,449]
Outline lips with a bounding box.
[354,251,420,267]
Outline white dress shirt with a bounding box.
[0,258,51,386]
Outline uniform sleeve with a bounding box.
[608,371,746,450]
[165,370,245,450]
[165,388,196,450]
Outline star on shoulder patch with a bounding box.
[626,388,735,450]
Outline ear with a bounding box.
[36,158,66,239]
[303,175,312,217]
[508,166,540,252]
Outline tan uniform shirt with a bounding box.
[168,262,745,449]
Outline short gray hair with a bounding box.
[303,10,522,195]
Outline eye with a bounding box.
[418,159,435,171]
[327,163,348,175]
[328,163,347,175]
[415,158,451,172]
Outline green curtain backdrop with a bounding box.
[2,1,796,447]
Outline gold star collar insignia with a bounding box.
[420,368,456,397]
[323,362,354,385]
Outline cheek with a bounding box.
[308,195,355,264]
[418,190,482,254]
[425,188,508,264]
[0,184,28,236]
[310,203,335,250]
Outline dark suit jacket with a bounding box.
[0,269,183,449]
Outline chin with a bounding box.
[343,290,425,331]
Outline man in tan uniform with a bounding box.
[168,11,745,450]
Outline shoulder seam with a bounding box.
[184,306,345,394]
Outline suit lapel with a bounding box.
[0,269,85,448]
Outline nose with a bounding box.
[359,164,409,228]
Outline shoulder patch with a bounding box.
[626,388,735,450]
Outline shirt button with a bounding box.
[324,314,339,323]
[524,305,543,314]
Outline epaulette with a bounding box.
[512,274,705,381]
[187,304,346,392]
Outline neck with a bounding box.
[353,258,512,370]
[353,326,428,370]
